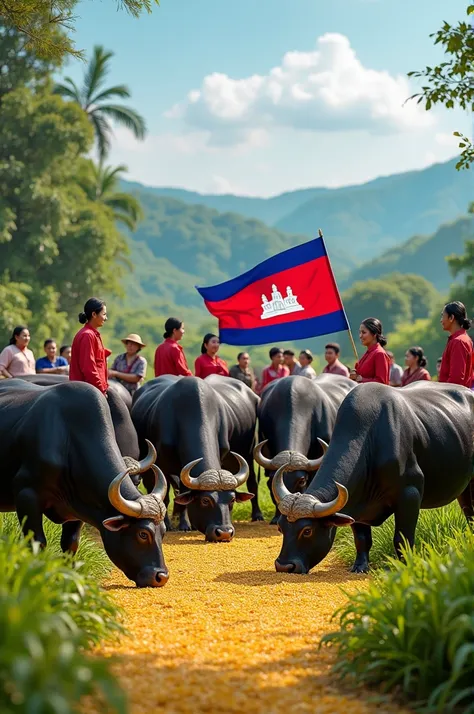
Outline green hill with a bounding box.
[342,216,474,292]
[122,191,357,310]
[275,160,472,261]
[123,159,472,264]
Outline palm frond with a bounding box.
[53,77,82,103]
[95,104,146,139]
[90,112,112,161]
[84,45,114,106]
[105,193,144,224]
[90,85,131,105]
[96,164,129,197]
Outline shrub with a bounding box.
[334,503,467,569]
[0,512,112,580]
[0,530,126,713]
[323,530,474,712]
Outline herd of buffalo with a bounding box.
[0,372,473,587]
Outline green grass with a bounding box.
[0,513,112,580]
[0,530,126,713]
[334,503,468,569]
[322,529,474,713]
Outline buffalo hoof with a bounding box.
[350,559,369,574]
[252,512,265,522]
[270,515,279,526]
[178,521,192,532]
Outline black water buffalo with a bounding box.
[255,375,356,523]
[18,374,139,473]
[273,382,474,574]
[131,374,260,541]
[0,379,169,587]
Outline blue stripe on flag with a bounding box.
[218,309,349,346]
[196,237,326,302]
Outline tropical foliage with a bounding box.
[324,530,474,712]
[0,0,158,60]
[79,162,144,231]
[55,45,147,159]
[408,5,474,169]
[0,528,125,713]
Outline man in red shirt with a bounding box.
[322,342,350,378]
[258,347,290,393]
[439,301,473,387]
[154,318,192,378]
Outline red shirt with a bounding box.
[401,367,431,387]
[323,360,350,378]
[154,338,192,378]
[195,354,229,379]
[355,343,390,385]
[69,324,111,394]
[439,329,473,387]
[259,364,290,393]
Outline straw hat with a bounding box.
[121,333,146,348]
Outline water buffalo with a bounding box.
[273,382,474,574]
[0,379,169,587]
[131,374,261,541]
[17,374,139,473]
[255,375,355,523]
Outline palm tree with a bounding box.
[80,162,144,232]
[55,45,146,160]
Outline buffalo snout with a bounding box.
[135,566,169,588]
[206,525,235,543]
[275,559,307,574]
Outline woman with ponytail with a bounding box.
[154,317,192,378]
[69,298,110,395]
[350,317,390,385]
[401,346,431,386]
[439,301,473,387]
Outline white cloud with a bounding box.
[435,131,459,147]
[206,175,241,194]
[167,33,433,146]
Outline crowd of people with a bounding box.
[1,297,473,395]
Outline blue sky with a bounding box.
[69,0,472,195]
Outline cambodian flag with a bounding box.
[195,236,349,346]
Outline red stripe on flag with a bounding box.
[204,255,343,330]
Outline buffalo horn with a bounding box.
[108,463,167,519]
[179,458,203,490]
[231,452,250,487]
[137,439,157,473]
[108,468,141,517]
[253,440,274,469]
[180,452,249,491]
[305,438,329,471]
[272,464,292,504]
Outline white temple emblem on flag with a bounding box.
[260,284,305,320]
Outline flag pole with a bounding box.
[317,228,359,362]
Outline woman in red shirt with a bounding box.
[69,297,110,395]
[195,333,229,379]
[258,347,290,393]
[350,317,390,385]
[154,318,192,378]
[401,346,431,386]
[439,301,473,387]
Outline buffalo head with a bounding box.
[254,439,326,493]
[100,441,169,587]
[174,452,253,542]
[272,446,354,574]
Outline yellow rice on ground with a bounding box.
[96,523,410,714]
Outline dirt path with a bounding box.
[98,523,410,714]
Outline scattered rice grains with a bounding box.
[95,523,410,714]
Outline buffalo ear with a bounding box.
[169,473,181,490]
[174,491,195,506]
[102,515,132,532]
[323,513,354,528]
[235,492,254,502]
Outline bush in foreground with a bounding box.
[0,530,126,713]
[323,530,474,712]
[0,512,112,580]
[334,503,467,569]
